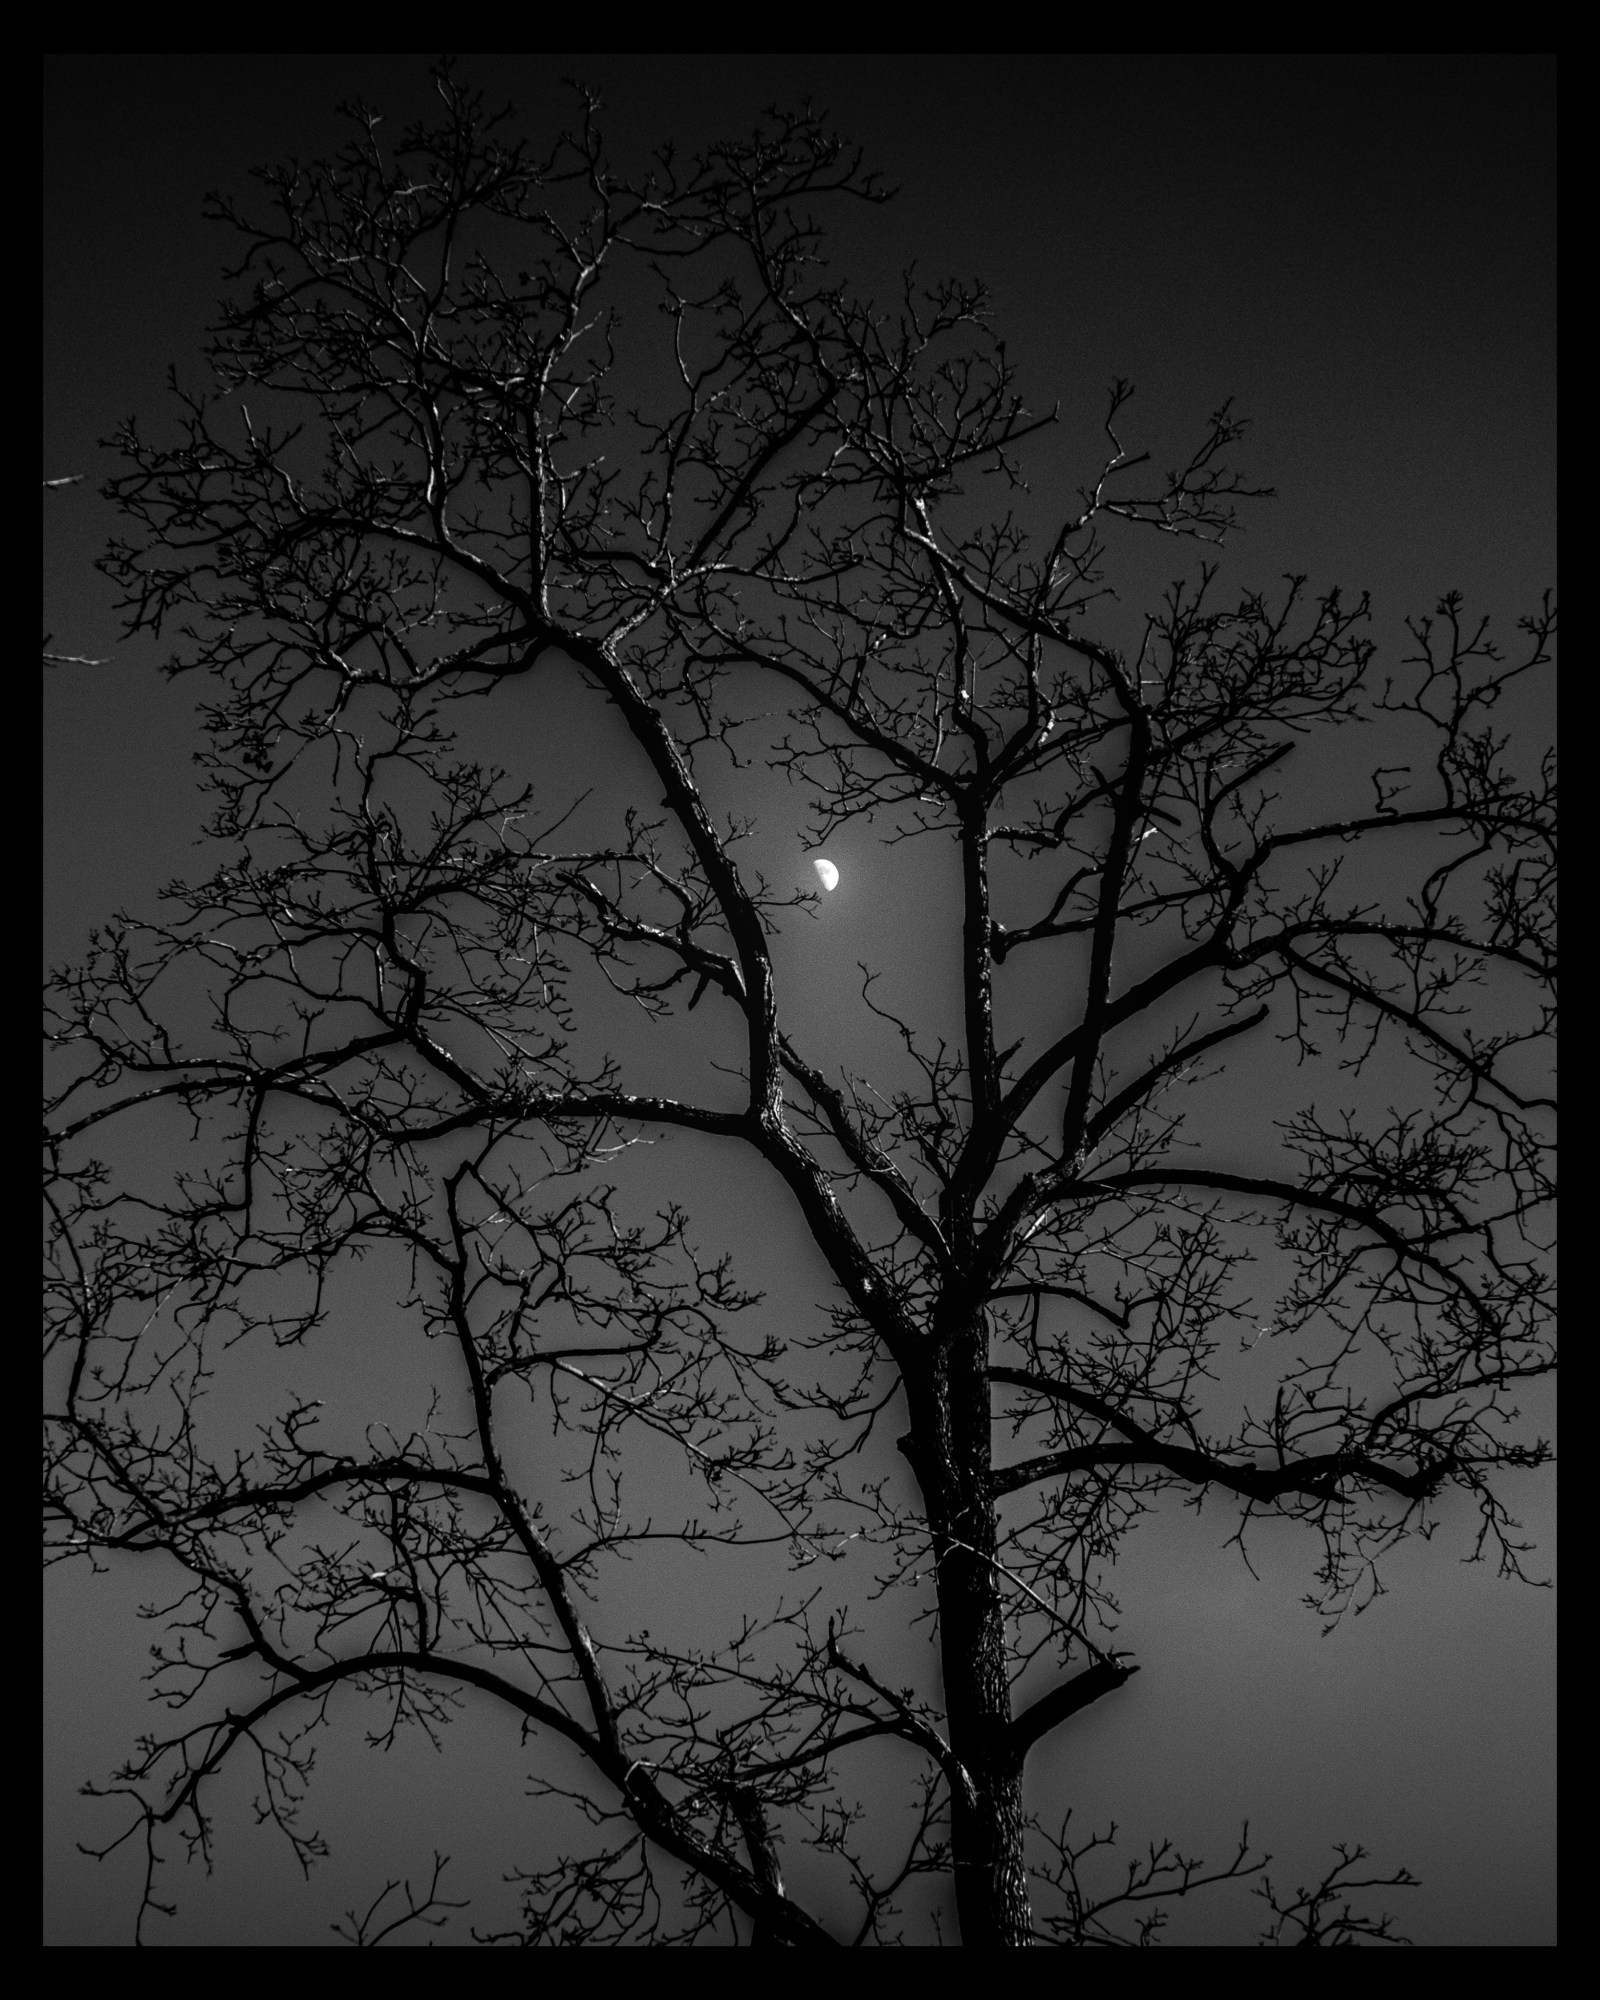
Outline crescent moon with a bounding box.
[812,858,840,892]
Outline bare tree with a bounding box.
[44,73,1554,1947]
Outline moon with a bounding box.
[811,857,840,892]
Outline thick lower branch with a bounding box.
[189,1648,841,1948]
[987,1368,1456,1506]
[1009,1657,1140,1762]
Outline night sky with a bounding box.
[44,53,1555,1947]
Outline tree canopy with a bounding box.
[45,74,1554,1946]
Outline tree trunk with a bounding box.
[914,1318,1033,1947]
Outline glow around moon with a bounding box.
[811,857,840,893]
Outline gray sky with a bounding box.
[44,53,1554,1946]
